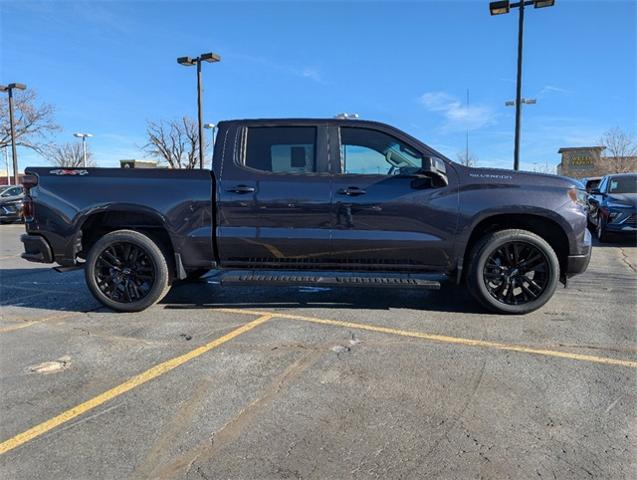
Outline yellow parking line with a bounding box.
[0,314,272,455]
[0,310,90,334]
[215,308,637,369]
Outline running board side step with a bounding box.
[220,274,442,289]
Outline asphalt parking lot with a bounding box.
[0,223,636,479]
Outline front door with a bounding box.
[329,125,458,270]
[216,124,333,268]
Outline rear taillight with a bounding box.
[21,174,37,220]
[22,174,38,190]
[22,196,33,219]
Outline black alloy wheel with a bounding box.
[466,229,559,314]
[482,241,549,306]
[85,229,171,312]
[94,242,155,303]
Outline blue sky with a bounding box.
[1,0,636,172]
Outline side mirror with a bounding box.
[420,156,448,186]
[590,188,600,195]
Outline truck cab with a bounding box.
[213,119,456,272]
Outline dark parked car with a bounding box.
[582,176,602,194]
[587,173,637,242]
[0,186,24,224]
[19,118,591,314]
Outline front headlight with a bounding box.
[602,203,634,223]
[568,188,588,209]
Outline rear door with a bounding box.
[215,123,333,267]
[328,124,458,270]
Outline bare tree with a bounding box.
[456,151,478,167]
[0,90,60,154]
[144,117,203,169]
[599,127,637,173]
[45,142,95,168]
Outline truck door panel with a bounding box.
[216,125,332,266]
[330,126,457,269]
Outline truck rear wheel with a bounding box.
[466,229,559,314]
[85,229,171,312]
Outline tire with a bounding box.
[596,214,610,243]
[466,229,560,314]
[85,229,171,312]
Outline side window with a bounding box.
[244,126,316,174]
[340,127,422,175]
[1,186,22,197]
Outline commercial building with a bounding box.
[556,146,637,178]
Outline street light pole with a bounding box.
[7,88,18,185]
[3,146,10,185]
[204,123,216,167]
[0,83,27,185]
[177,52,221,170]
[489,0,555,170]
[73,133,93,167]
[196,59,204,170]
[513,1,525,171]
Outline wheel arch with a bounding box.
[460,213,569,281]
[78,205,176,262]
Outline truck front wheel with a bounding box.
[85,229,171,312]
[466,229,560,314]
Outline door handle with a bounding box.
[337,187,366,196]
[227,185,255,194]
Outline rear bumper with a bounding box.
[21,234,54,263]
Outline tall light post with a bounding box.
[3,146,10,185]
[204,123,216,167]
[177,52,221,169]
[73,132,93,167]
[489,0,555,170]
[0,83,27,185]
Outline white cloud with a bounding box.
[298,67,324,84]
[537,85,573,97]
[229,54,327,84]
[419,91,496,132]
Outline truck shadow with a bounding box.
[162,281,483,314]
[0,266,483,314]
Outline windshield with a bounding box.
[608,175,637,194]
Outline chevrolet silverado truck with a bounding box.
[20,118,591,314]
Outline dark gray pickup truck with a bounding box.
[20,118,591,314]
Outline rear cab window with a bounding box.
[243,126,317,174]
